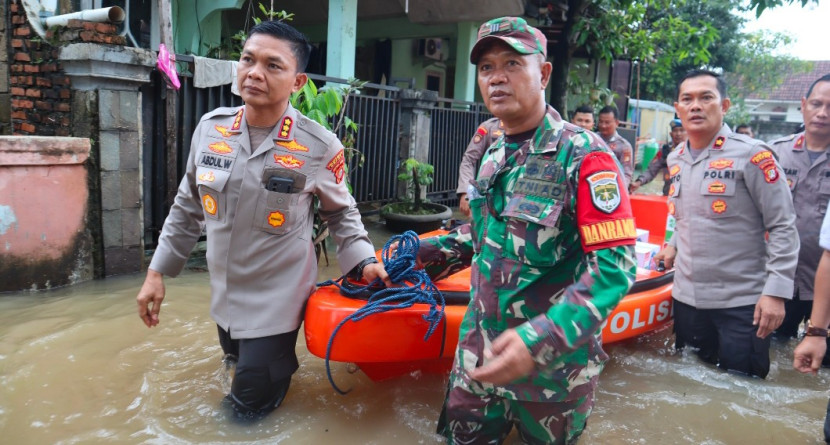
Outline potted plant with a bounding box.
[380,158,452,234]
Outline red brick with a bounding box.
[79,30,98,42]
[13,52,30,62]
[23,65,39,73]
[34,101,52,111]
[40,63,57,73]
[19,122,36,133]
[11,15,25,25]
[95,23,117,34]
[36,78,52,87]
[67,20,85,29]
[14,27,31,37]
[11,39,24,48]
[10,87,25,96]
[25,88,41,98]
[59,89,71,99]
[10,111,27,120]
[12,98,33,109]
[19,76,33,85]
[55,102,71,112]
[10,3,18,13]
[42,89,57,99]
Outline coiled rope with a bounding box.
[316,230,446,394]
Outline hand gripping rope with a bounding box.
[315,230,446,394]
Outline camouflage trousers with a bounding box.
[436,382,594,444]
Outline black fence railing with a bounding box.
[142,59,492,248]
[428,99,493,206]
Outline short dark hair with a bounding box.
[676,69,727,100]
[598,105,618,119]
[735,123,751,132]
[248,20,312,72]
[572,104,594,118]
[805,74,830,99]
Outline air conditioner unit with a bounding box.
[417,38,444,61]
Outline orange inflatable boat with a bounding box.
[304,195,674,381]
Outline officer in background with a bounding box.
[598,105,635,186]
[419,16,636,443]
[793,198,830,441]
[571,104,595,130]
[770,74,830,345]
[456,118,503,218]
[135,21,389,419]
[630,118,686,195]
[654,69,798,378]
[735,124,754,138]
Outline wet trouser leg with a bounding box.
[217,326,299,417]
[673,298,719,365]
[824,397,830,442]
[673,300,770,378]
[436,382,593,444]
[775,290,811,339]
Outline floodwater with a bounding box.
[2,232,829,443]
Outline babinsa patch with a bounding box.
[587,170,621,213]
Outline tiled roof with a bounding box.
[746,60,830,101]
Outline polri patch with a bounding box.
[750,151,773,165]
[759,159,779,183]
[795,135,804,149]
[279,116,293,139]
[708,159,733,170]
[587,170,621,213]
[268,210,285,227]
[208,141,233,155]
[215,125,241,138]
[670,165,681,176]
[273,154,304,169]
[202,194,218,215]
[276,139,309,152]
[708,181,726,194]
[231,108,244,131]
[198,171,215,182]
[326,149,346,184]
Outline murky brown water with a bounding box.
[2,235,829,443]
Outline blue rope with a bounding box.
[316,230,446,394]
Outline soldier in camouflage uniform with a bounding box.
[416,17,637,444]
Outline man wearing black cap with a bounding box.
[630,118,686,195]
[415,16,636,444]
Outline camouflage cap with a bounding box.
[470,16,547,64]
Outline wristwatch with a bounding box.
[805,321,830,337]
[350,257,378,280]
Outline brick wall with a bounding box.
[8,0,125,136]
[1,0,10,134]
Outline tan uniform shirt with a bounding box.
[667,125,798,309]
[150,104,375,338]
[769,132,830,300]
[602,131,634,186]
[456,118,502,194]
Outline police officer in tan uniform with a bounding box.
[770,74,830,343]
[135,21,389,418]
[598,105,634,186]
[655,69,798,378]
[456,118,502,217]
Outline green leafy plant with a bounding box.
[382,158,436,215]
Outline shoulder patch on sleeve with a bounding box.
[576,151,636,252]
